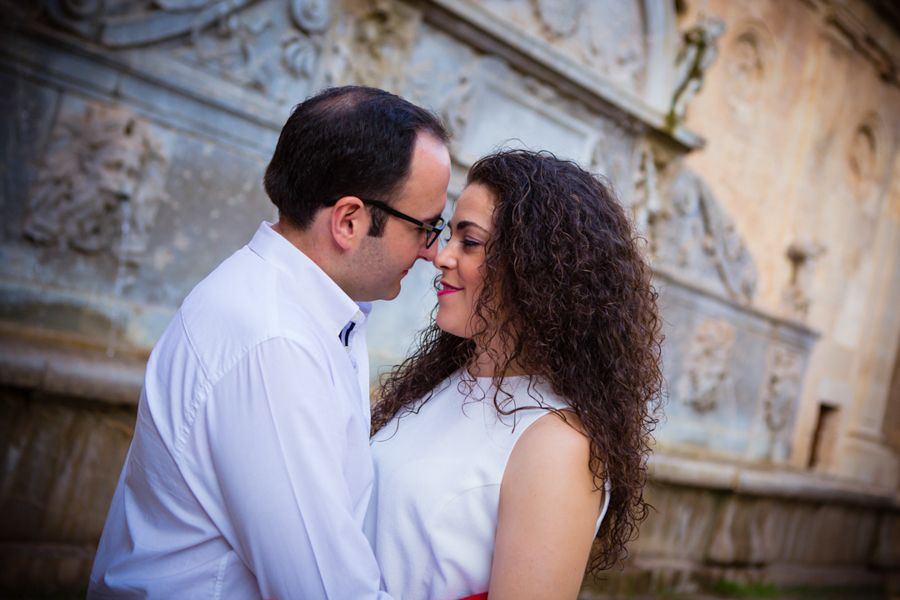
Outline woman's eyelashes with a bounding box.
[442,231,483,248]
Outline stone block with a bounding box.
[631,483,721,562]
[873,512,900,569]
[0,542,95,593]
[0,390,136,545]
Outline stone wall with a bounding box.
[1,0,899,594]
[675,0,900,490]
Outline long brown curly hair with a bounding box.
[371,149,664,573]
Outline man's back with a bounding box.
[88,224,379,599]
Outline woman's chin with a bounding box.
[435,311,468,339]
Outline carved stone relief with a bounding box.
[631,143,666,237]
[323,0,421,92]
[648,164,758,304]
[46,0,258,47]
[404,27,609,169]
[677,318,737,413]
[671,15,726,122]
[481,0,647,95]
[847,113,886,208]
[531,0,588,38]
[42,0,328,106]
[23,103,169,267]
[781,240,827,320]
[591,118,640,192]
[723,23,773,108]
[762,345,804,433]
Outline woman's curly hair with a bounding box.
[371,149,664,574]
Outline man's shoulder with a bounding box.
[177,246,334,371]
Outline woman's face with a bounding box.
[434,183,495,338]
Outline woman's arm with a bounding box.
[488,411,603,600]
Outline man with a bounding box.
[88,86,451,599]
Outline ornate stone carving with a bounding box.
[782,240,827,320]
[590,118,638,192]
[762,345,803,433]
[42,0,327,102]
[531,0,588,37]
[46,0,258,47]
[23,104,168,267]
[171,7,321,100]
[671,15,726,121]
[291,0,331,33]
[631,143,664,237]
[847,113,885,205]
[481,0,647,94]
[652,167,758,303]
[677,318,737,413]
[724,24,771,106]
[324,0,420,91]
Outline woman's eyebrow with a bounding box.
[455,220,489,233]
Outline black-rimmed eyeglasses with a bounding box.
[358,198,445,249]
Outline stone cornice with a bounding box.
[650,452,900,511]
[417,0,706,152]
[804,0,900,87]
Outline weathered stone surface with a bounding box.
[0,0,899,594]
[0,388,136,545]
[0,542,95,593]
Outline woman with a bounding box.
[365,150,664,600]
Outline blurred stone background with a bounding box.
[0,0,899,596]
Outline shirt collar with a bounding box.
[247,222,369,336]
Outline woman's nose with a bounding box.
[434,243,455,270]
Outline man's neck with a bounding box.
[271,219,357,300]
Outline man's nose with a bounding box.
[419,238,439,262]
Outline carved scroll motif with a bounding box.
[651,168,758,303]
[23,104,169,267]
[291,0,331,33]
[677,318,737,413]
[763,346,803,433]
[46,0,258,47]
[43,0,330,100]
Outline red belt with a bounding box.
[459,594,488,600]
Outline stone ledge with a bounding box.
[649,452,900,510]
[420,0,706,152]
[0,336,145,406]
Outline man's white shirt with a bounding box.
[88,222,392,600]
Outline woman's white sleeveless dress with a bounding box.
[364,370,610,600]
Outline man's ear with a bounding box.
[329,196,369,251]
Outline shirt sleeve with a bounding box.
[199,336,392,600]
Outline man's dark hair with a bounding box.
[263,86,449,235]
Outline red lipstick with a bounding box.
[437,282,461,297]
